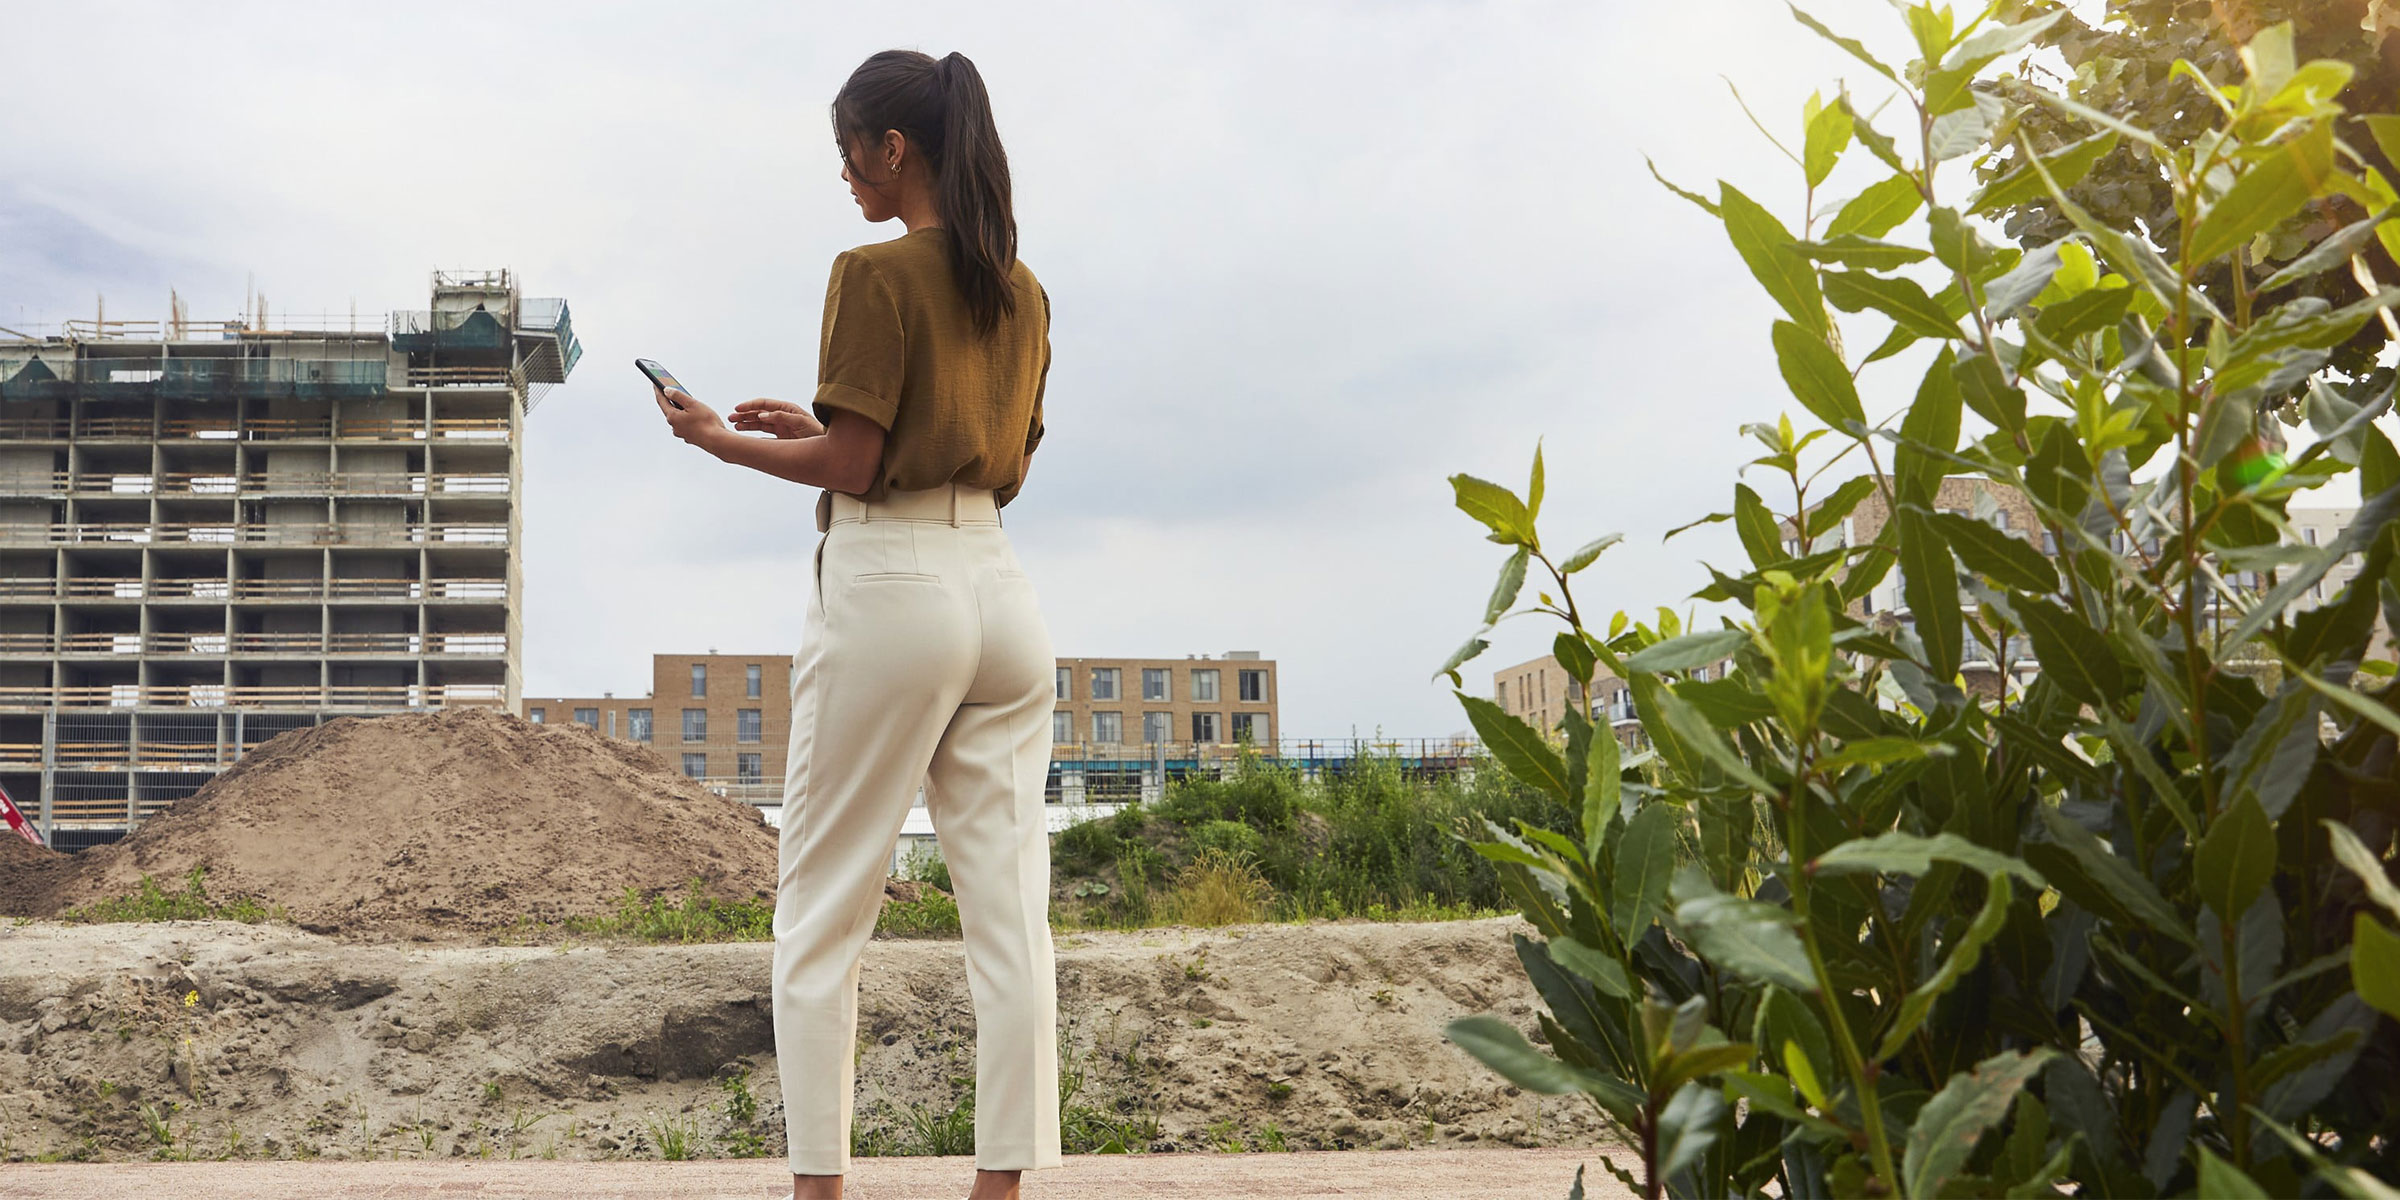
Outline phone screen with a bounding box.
[635,359,687,409]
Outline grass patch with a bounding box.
[62,867,286,925]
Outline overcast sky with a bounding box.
[5,0,2140,739]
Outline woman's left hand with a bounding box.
[655,387,728,452]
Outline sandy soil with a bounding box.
[4,708,778,938]
[0,915,1615,1166]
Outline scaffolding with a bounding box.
[0,271,578,848]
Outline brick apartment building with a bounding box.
[524,649,1280,808]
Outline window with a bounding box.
[1192,712,1220,742]
[690,662,707,697]
[2307,528,2320,546]
[681,753,707,779]
[737,708,762,743]
[1055,667,1070,700]
[1090,667,1120,701]
[682,708,707,742]
[1092,711,1123,742]
[1052,710,1071,743]
[1238,669,1266,702]
[573,707,598,730]
[1143,668,1169,701]
[1192,669,1219,702]
[736,753,763,784]
[1231,712,1263,742]
[628,708,652,741]
[746,663,763,699]
[1143,711,1171,744]
[527,707,545,724]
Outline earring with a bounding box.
[888,159,902,175]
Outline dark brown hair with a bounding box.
[834,50,1017,334]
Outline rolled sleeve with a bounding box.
[1024,284,1051,455]
[811,251,905,431]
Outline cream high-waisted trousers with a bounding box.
[773,482,1062,1175]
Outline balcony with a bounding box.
[0,683,507,709]
[0,631,505,656]
[0,358,388,403]
[0,521,508,547]
[18,576,504,603]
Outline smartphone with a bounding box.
[635,358,688,409]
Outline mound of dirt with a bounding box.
[0,833,71,916]
[17,707,778,938]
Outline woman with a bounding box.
[655,49,1058,1200]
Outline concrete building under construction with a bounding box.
[0,271,579,849]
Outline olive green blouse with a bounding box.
[810,226,1050,508]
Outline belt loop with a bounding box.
[948,482,961,528]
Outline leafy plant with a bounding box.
[1440,7,2400,1198]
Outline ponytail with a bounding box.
[833,50,1020,335]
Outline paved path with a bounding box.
[0,1150,1626,1199]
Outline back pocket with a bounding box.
[853,571,940,584]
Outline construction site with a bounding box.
[0,272,578,849]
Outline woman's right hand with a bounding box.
[730,398,825,439]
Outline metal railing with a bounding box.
[0,417,511,442]
[0,683,507,708]
[0,521,507,547]
[0,632,504,655]
[15,576,507,602]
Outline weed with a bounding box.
[1181,949,1211,983]
[1266,1081,1293,1102]
[875,890,962,937]
[645,1111,697,1160]
[1191,1017,1213,1028]
[1161,851,1272,927]
[138,1102,174,1149]
[568,881,772,943]
[505,1104,551,1160]
[61,866,287,925]
[481,1080,502,1103]
[1205,1118,1245,1152]
[1257,1124,1291,1152]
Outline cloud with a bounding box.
[2,0,1924,738]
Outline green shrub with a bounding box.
[1191,819,1264,861]
[64,866,284,925]
[898,841,952,893]
[1438,11,2400,1199]
[1160,849,1274,927]
[568,882,771,942]
[875,891,961,938]
[1156,758,1300,829]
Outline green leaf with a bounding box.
[1610,803,1679,947]
[1648,156,1720,216]
[1485,546,1530,624]
[1952,353,2025,434]
[1898,507,1963,682]
[1787,4,1896,82]
[1527,443,1544,523]
[1583,707,1622,855]
[2195,794,2276,921]
[1897,350,1962,509]
[1450,474,1530,545]
[1548,935,1633,1001]
[1803,94,1852,189]
[1455,693,1570,802]
[2025,86,2164,151]
[1925,509,2057,592]
[1648,684,1780,794]
[1812,831,2047,886]
[1815,736,1952,772]
[1734,482,1791,568]
[2024,807,2199,947]
[2187,123,2336,266]
[1624,628,1749,675]
[2012,597,2126,707]
[1444,1016,1646,1126]
[2356,913,2400,1020]
[1807,476,1880,539]
[1771,321,1864,428]
[2322,820,2400,924]
[1723,186,1828,337]
[1903,1049,2057,1200]
[1827,174,1926,239]
[2259,205,2399,293]
[1672,872,1815,993]
[1435,631,1491,686]
[1562,533,1623,574]
[1654,1083,1727,1181]
[2034,283,2133,340]
[1823,270,1960,340]
[2195,1147,2273,1200]
[1968,130,2120,216]
[1797,234,1931,270]
[1554,630,1597,686]
[1876,873,2016,1060]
